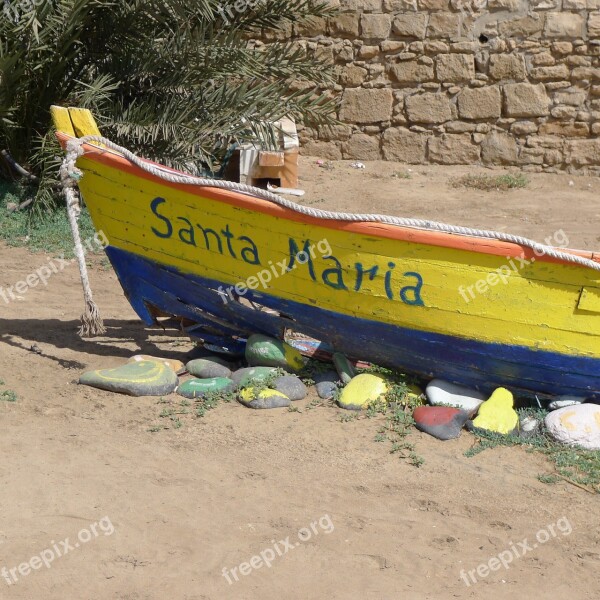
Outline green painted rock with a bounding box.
[245,334,304,373]
[186,357,233,379]
[338,373,388,410]
[79,361,178,396]
[333,352,355,384]
[238,388,290,409]
[231,366,278,389]
[177,377,234,399]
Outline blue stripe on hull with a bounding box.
[106,246,600,398]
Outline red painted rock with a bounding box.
[413,406,469,441]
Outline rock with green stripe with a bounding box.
[177,377,234,399]
[245,334,304,373]
[79,360,179,396]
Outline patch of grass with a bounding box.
[339,411,359,422]
[0,180,98,257]
[465,416,600,493]
[0,389,17,402]
[450,173,529,192]
[392,169,411,179]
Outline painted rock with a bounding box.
[413,406,469,441]
[79,361,178,396]
[128,354,185,374]
[186,357,233,379]
[405,384,425,405]
[472,388,518,435]
[338,374,387,410]
[315,370,339,400]
[545,404,600,450]
[548,395,587,411]
[238,388,291,409]
[426,379,485,415]
[231,367,278,388]
[333,352,355,384]
[273,375,308,401]
[245,334,304,372]
[177,377,234,399]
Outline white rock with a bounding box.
[545,404,600,450]
[548,395,587,410]
[425,379,486,415]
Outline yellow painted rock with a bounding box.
[128,354,185,374]
[472,387,518,434]
[338,374,388,410]
[238,387,290,409]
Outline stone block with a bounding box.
[361,14,391,40]
[457,86,502,119]
[329,15,360,37]
[567,139,600,166]
[388,61,434,83]
[499,15,545,37]
[428,135,480,164]
[340,88,393,123]
[427,13,460,38]
[589,12,600,37]
[489,55,527,81]
[436,54,475,82]
[511,121,538,135]
[554,91,587,106]
[481,131,519,165]
[342,133,381,160]
[418,0,449,8]
[301,140,343,160]
[339,65,368,87]
[544,12,585,38]
[504,83,550,117]
[382,127,428,162]
[530,65,570,80]
[405,93,453,123]
[392,13,428,38]
[539,122,590,137]
[295,17,327,37]
[340,0,382,8]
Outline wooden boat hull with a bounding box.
[52,110,600,398]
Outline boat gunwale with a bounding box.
[57,132,600,270]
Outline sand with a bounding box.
[0,158,599,599]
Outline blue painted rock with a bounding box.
[545,404,600,449]
[79,361,178,396]
[128,355,186,374]
[273,375,308,401]
[413,406,469,440]
[425,379,485,416]
[231,366,278,388]
[186,357,233,379]
[338,374,387,410]
[333,352,355,384]
[315,370,339,400]
[472,388,518,434]
[238,388,291,409]
[177,377,234,399]
[548,395,587,411]
[245,334,304,373]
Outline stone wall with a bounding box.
[292,1,600,172]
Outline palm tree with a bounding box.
[0,0,336,212]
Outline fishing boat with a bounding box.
[52,106,600,398]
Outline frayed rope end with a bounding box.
[78,299,106,337]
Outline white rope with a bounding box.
[60,140,106,336]
[63,135,600,273]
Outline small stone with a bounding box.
[177,377,234,399]
[273,375,308,401]
[338,374,387,411]
[128,355,185,374]
[238,388,291,409]
[79,361,178,396]
[315,370,339,400]
[426,379,485,415]
[472,388,519,435]
[231,367,278,388]
[413,406,469,441]
[548,395,587,411]
[333,352,355,384]
[245,334,304,372]
[186,357,233,379]
[519,415,541,439]
[545,404,600,449]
